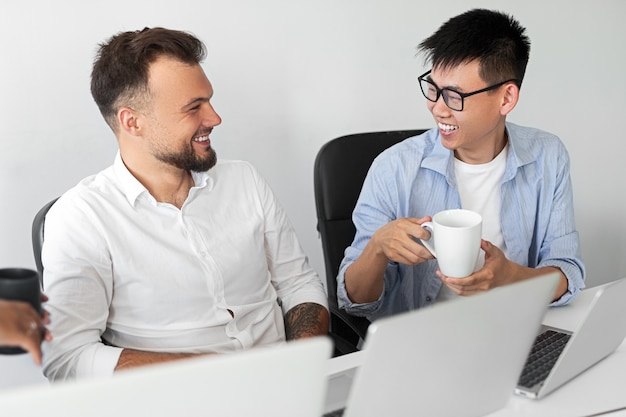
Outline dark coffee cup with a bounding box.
[0,268,42,355]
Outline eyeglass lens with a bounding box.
[419,78,464,111]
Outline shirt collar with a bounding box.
[421,122,534,182]
[503,122,536,166]
[502,122,537,182]
[113,152,147,207]
[112,152,214,207]
[421,132,450,176]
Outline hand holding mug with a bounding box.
[0,268,52,365]
[418,209,482,278]
[372,217,434,266]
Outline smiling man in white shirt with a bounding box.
[41,27,329,381]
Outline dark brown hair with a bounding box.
[90,27,206,131]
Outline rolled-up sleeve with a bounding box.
[254,167,328,314]
[502,127,585,306]
[536,146,585,306]
[336,157,400,316]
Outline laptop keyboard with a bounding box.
[518,329,571,389]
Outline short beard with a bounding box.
[156,145,217,172]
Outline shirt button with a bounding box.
[426,296,432,302]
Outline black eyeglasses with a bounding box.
[417,70,519,111]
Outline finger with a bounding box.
[22,320,44,365]
[389,251,428,265]
[394,217,432,239]
[42,308,51,324]
[391,243,434,265]
[481,239,494,253]
[405,216,432,225]
[436,271,463,295]
[437,270,481,292]
[407,223,432,241]
[22,340,43,366]
[43,328,53,342]
[407,238,436,262]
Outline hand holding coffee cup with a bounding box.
[0,268,50,363]
[419,209,482,278]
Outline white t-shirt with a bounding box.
[42,153,327,381]
[436,144,509,302]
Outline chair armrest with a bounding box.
[327,301,370,356]
[330,304,370,340]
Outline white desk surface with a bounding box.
[326,282,626,417]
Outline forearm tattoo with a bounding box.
[284,303,327,340]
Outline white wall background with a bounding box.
[1,0,624,290]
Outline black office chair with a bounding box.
[314,129,426,355]
[32,197,59,285]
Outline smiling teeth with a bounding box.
[194,135,209,142]
[438,122,458,132]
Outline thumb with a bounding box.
[481,239,494,254]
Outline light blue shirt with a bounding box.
[337,122,585,320]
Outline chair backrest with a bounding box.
[31,197,59,284]
[313,130,426,305]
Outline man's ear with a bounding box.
[500,83,519,116]
[118,107,142,136]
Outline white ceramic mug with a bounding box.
[419,209,482,278]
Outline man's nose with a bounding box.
[202,103,222,127]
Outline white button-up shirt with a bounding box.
[42,154,327,381]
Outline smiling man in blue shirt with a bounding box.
[337,9,585,320]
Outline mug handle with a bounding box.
[419,221,436,257]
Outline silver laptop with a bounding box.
[324,273,560,417]
[0,337,332,417]
[515,277,626,399]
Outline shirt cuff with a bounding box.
[77,344,124,379]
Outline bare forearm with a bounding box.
[510,265,569,302]
[284,303,329,340]
[344,242,389,304]
[115,348,207,371]
[552,272,569,301]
